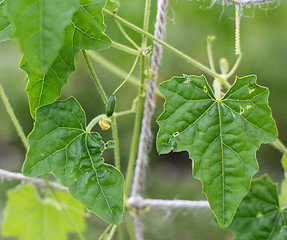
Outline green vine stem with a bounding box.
[207,35,216,72]
[82,50,108,104]
[126,211,137,240]
[87,51,162,97]
[271,139,287,155]
[104,9,223,81]
[82,50,121,170]
[106,225,117,240]
[99,224,112,240]
[125,56,146,197]
[113,51,141,95]
[0,84,29,149]
[43,176,86,240]
[112,41,139,55]
[87,51,141,86]
[115,19,140,50]
[86,114,106,132]
[124,0,151,199]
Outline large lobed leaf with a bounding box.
[23,97,124,225]
[2,183,86,240]
[7,0,78,74]
[157,75,278,227]
[228,176,287,240]
[23,0,111,118]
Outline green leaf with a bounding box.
[23,0,111,118]
[22,97,124,225]
[2,183,86,240]
[105,0,120,12]
[279,154,287,208]
[0,0,13,42]
[156,75,278,228]
[228,176,287,240]
[7,0,78,74]
[22,25,76,119]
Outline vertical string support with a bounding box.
[235,4,241,55]
[129,0,169,239]
[131,0,169,199]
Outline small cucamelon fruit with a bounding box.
[106,95,116,117]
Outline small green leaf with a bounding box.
[2,183,86,240]
[0,0,13,42]
[229,176,287,240]
[7,0,78,74]
[105,140,116,149]
[23,0,111,118]
[157,75,278,228]
[105,0,120,12]
[23,97,124,225]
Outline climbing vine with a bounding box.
[0,0,286,239]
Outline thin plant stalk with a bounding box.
[82,50,121,170]
[125,56,146,197]
[0,84,29,149]
[112,41,139,55]
[115,19,140,50]
[106,225,117,240]
[113,52,141,95]
[99,224,112,240]
[104,9,223,81]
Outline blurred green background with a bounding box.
[0,0,287,239]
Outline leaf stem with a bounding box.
[113,51,141,95]
[43,176,86,240]
[86,114,106,132]
[115,19,140,50]
[225,54,242,80]
[126,211,136,240]
[207,35,216,72]
[114,110,135,117]
[82,50,108,104]
[111,115,121,170]
[142,0,151,47]
[82,50,121,169]
[112,41,139,55]
[125,56,146,197]
[271,139,287,155]
[0,84,29,149]
[99,224,112,240]
[87,51,140,87]
[106,225,117,240]
[104,9,223,81]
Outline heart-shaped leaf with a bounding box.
[228,176,287,240]
[157,75,278,227]
[23,97,124,225]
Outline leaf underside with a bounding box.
[23,97,124,225]
[21,0,111,118]
[229,176,287,240]
[2,183,86,240]
[156,75,278,228]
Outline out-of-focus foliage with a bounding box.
[2,183,86,240]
